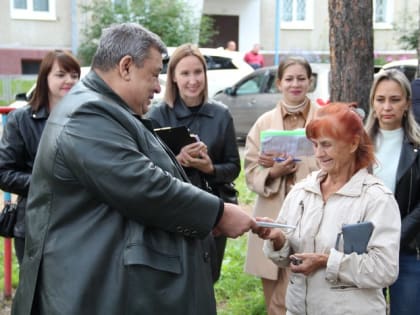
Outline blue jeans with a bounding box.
[389,252,420,315]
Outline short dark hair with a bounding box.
[92,23,167,72]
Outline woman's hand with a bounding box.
[288,253,329,276]
[259,152,297,179]
[253,217,286,250]
[176,141,214,174]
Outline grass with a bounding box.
[213,160,266,314]
[0,78,36,106]
[215,236,266,315]
[0,161,265,314]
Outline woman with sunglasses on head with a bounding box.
[0,50,80,265]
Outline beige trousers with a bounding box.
[262,268,289,315]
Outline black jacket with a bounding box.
[12,71,222,315]
[0,105,49,237]
[147,98,241,194]
[395,137,420,254]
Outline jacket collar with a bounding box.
[396,137,419,183]
[82,70,138,117]
[30,104,49,120]
[305,168,380,198]
[173,97,214,120]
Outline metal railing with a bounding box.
[0,106,16,299]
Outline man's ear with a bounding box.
[118,55,133,81]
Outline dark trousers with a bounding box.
[212,235,227,283]
[389,253,420,315]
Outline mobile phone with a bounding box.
[290,256,303,265]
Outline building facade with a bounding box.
[0,0,418,74]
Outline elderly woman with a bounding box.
[365,69,420,315]
[255,103,401,314]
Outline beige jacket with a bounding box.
[264,169,401,315]
[244,102,318,279]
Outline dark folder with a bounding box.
[336,221,374,254]
[154,126,197,155]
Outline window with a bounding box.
[11,0,56,20]
[280,0,314,29]
[236,74,265,95]
[373,0,393,29]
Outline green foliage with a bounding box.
[0,77,36,106]
[215,236,266,315]
[214,159,265,314]
[394,15,419,50]
[78,0,217,66]
[235,159,257,206]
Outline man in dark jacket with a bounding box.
[12,23,256,315]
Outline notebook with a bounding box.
[154,126,197,155]
[336,221,374,254]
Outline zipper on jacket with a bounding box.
[406,167,419,260]
[297,200,304,239]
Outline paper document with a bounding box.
[256,221,296,230]
[260,129,313,157]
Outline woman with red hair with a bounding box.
[254,103,401,314]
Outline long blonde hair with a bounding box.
[365,69,420,146]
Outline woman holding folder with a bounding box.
[255,103,400,314]
[147,43,240,283]
[243,56,319,315]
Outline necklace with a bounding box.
[281,98,307,113]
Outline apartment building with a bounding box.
[0,0,417,74]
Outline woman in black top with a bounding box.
[0,50,80,264]
[147,43,240,282]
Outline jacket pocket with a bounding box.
[123,221,181,274]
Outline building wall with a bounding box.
[0,0,417,74]
[203,0,261,53]
[0,0,72,49]
[259,0,418,59]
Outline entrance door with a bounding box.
[205,15,239,49]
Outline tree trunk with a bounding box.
[328,0,374,114]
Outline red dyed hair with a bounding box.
[306,102,375,171]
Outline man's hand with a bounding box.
[253,217,286,250]
[213,203,256,238]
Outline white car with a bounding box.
[380,58,418,82]
[154,47,254,103]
